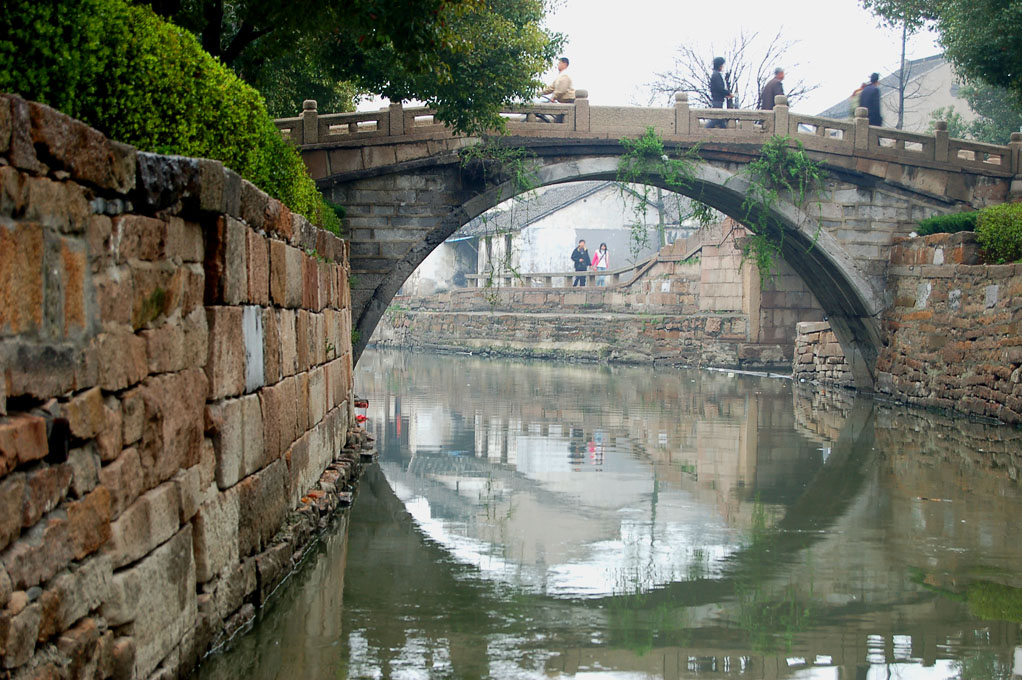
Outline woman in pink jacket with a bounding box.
[591,243,609,286]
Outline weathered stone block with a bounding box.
[308,367,326,430]
[96,330,148,392]
[111,215,167,262]
[205,307,246,400]
[106,482,179,569]
[27,99,135,193]
[213,557,256,621]
[141,323,186,374]
[118,526,196,679]
[246,229,270,306]
[236,458,288,557]
[138,369,207,489]
[0,413,48,476]
[1,511,72,590]
[192,486,239,583]
[65,386,104,440]
[99,447,144,520]
[2,601,40,669]
[262,307,280,386]
[67,486,112,560]
[242,305,264,393]
[206,398,242,490]
[0,222,44,336]
[0,473,25,552]
[241,393,266,477]
[22,463,72,529]
[36,554,112,643]
[239,180,267,230]
[278,309,298,377]
[255,542,292,605]
[173,465,202,524]
[166,217,204,263]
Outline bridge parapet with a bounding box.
[276,94,1022,178]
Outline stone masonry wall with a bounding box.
[793,321,854,388]
[875,231,1022,425]
[0,95,357,678]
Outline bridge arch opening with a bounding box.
[348,156,884,390]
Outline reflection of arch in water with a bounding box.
[339,401,1022,679]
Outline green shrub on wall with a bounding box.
[0,0,339,232]
[975,202,1022,263]
[916,211,977,236]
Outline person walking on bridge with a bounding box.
[859,72,883,126]
[759,67,785,110]
[707,56,732,128]
[571,239,590,287]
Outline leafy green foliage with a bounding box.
[916,211,977,235]
[928,80,1022,145]
[0,0,337,230]
[617,128,707,262]
[860,0,1022,109]
[975,201,1022,263]
[740,136,826,281]
[142,0,564,134]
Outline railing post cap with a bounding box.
[302,99,318,111]
[675,92,688,103]
[854,106,868,119]
[1011,132,1022,143]
[575,89,588,99]
[774,95,788,107]
[934,120,948,131]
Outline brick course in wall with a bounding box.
[0,95,360,678]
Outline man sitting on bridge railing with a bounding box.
[538,57,575,123]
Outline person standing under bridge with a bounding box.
[592,242,609,286]
[571,239,590,287]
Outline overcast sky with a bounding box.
[356,0,942,116]
[542,0,941,114]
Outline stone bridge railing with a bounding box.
[276,93,1022,177]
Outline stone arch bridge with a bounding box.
[276,93,1022,389]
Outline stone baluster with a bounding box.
[1010,132,1022,198]
[933,120,949,162]
[388,102,404,137]
[853,106,869,151]
[574,90,590,132]
[301,99,319,145]
[773,95,789,136]
[675,92,691,135]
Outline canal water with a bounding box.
[194,348,1022,680]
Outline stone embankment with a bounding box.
[0,95,363,678]
[375,229,823,370]
[793,322,854,387]
[876,231,1022,424]
[795,231,1022,425]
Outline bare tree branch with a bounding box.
[646,29,820,111]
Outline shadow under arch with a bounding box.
[353,155,884,390]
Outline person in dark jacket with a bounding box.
[570,239,590,287]
[859,72,883,126]
[759,68,785,110]
[707,56,732,128]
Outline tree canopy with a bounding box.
[860,0,1022,108]
[139,0,564,132]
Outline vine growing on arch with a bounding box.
[738,135,827,281]
[616,127,716,263]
